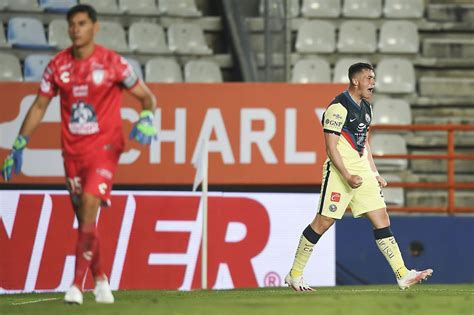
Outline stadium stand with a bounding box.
[380,174,405,207]
[301,0,340,18]
[383,0,425,18]
[378,21,419,53]
[167,23,212,55]
[373,98,412,127]
[23,53,52,81]
[0,52,22,81]
[375,58,416,94]
[94,20,130,53]
[259,0,299,18]
[4,0,42,12]
[295,20,336,53]
[79,0,121,14]
[342,0,382,18]
[158,0,202,17]
[145,57,183,83]
[337,20,377,53]
[291,57,331,83]
[333,58,370,83]
[370,134,408,171]
[48,19,70,49]
[119,0,159,16]
[39,0,77,13]
[184,59,223,82]
[7,17,52,49]
[129,22,170,54]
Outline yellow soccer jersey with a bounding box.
[322,90,373,172]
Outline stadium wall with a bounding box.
[336,216,474,285]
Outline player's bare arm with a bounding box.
[365,141,387,188]
[128,80,156,112]
[18,94,52,137]
[324,132,362,189]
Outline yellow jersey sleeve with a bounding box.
[323,103,347,135]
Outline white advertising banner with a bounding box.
[0,191,335,293]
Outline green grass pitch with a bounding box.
[1,285,473,315]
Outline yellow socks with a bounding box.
[290,225,321,278]
[374,227,409,279]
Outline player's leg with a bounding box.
[286,161,351,291]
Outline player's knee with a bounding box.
[312,215,335,234]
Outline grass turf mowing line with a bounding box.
[1,284,472,315]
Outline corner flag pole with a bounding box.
[192,139,209,290]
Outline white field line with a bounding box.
[11,298,59,306]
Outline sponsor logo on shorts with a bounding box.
[96,168,113,180]
[330,192,341,202]
[329,204,337,212]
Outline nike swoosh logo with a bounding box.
[350,118,357,122]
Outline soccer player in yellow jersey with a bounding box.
[285,63,433,291]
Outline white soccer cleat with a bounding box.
[64,285,83,305]
[285,273,314,292]
[94,278,115,304]
[397,268,433,290]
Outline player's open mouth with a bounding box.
[368,88,374,93]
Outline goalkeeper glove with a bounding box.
[129,110,157,145]
[2,135,28,182]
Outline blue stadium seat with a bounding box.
[39,0,77,13]
[7,17,53,50]
[23,54,53,82]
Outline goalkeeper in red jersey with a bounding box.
[2,4,157,304]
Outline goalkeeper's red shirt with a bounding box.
[38,44,139,158]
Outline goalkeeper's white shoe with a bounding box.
[397,268,433,290]
[94,278,115,304]
[285,273,314,292]
[64,285,83,305]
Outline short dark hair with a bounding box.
[348,63,374,83]
[67,4,97,23]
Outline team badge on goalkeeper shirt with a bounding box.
[92,69,105,84]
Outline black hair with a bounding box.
[67,4,98,23]
[348,62,374,83]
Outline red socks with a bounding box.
[73,224,100,289]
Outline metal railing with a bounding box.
[371,124,474,213]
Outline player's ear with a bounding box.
[352,78,358,86]
[93,21,99,35]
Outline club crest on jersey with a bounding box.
[92,69,105,84]
[365,113,371,124]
